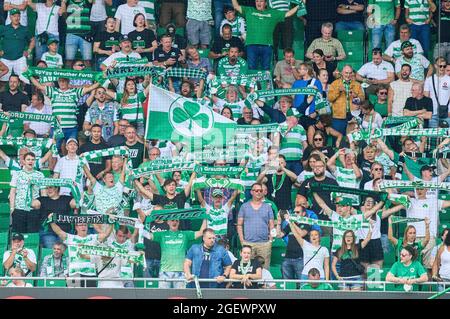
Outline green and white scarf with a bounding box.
[309,182,388,202]
[289,215,370,230]
[191,177,245,201]
[0,111,63,139]
[130,162,196,180]
[45,213,115,225]
[106,64,156,79]
[144,207,207,223]
[165,68,208,80]
[382,116,418,127]
[388,193,411,209]
[77,244,144,264]
[187,145,250,162]
[194,165,244,177]
[23,67,102,83]
[390,216,425,224]
[0,137,58,156]
[235,123,280,134]
[379,180,450,191]
[348,118,423,142]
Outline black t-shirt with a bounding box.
[153,46,183,67]
[333,245,363,277]
[404,96,433,128]
[336,0,364,22]
[439,7,450,43]
[266,173,293,210]
[283,223,311,259]
[157,34,187,50]
[358,158,373,186]
[231,259,261,289]
[38,195,73,234]
[145,221,170,260]
[211,36,245,56]
[298,176,338,220]
[302,146,335,162]
[152,192,191,230]
[128,29,156,61]
[313,61,336,83]
[108,134,126,147]
[0,90,29,112]
[78,140,110,177]
[236,117,256,125]
[121,141,145,168]
[95,30,121,58]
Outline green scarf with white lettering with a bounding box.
[29,178,81,208]
[77,244,144,264]
[289,215,370,230]
[23,67,102,83]
[0,111,63,139]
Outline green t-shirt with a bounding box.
[300,283,334,290]
[0,24,30,60]
[387,260,427,291]
[395,238,424,261]
[241,6,285,46]
[153,230,195,272]
[66,0,92,35]
[369,95,388,117]
[393,151,432,179]
[368,0,399,25]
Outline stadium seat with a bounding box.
[145,280,159,288]
[383,246,396,267]
[440,209,450,222]
[337,30,364,43]
[270,238,286,266]
[198,48,210,59]
[269,265,282,279]
[320,236,331,250]
[0,231,8,246]
[0,216,9,232]
[23,233,40,246]
[0,203,9,215]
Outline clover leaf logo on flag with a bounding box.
[169,98,214,138]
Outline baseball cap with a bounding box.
[212,189,224,197]
[47,38,59,45]
[421,165,436,172]
[119,35,131,43]
[10,8,20,15]
[66,138,78,145]
[12,233,24,241]
[401,40,413,50]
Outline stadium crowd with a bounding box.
[0,0,449,293]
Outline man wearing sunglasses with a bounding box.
[424,57,450,128]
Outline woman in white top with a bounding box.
[432,231,450,291]
[3,267,33,287]
[287,217,330,281]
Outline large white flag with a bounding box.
[145,86,236,148]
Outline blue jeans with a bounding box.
[213,0,232,37]
[429,114,450,128]
[65,33,93,61]
[247,45,272,70]
[380,234,391,254]
[39,231,59,249]
[335,21,365,31]
[410,23,430,57]
[145,258,161,278]
[371,24,395,50]
[55,127,78,155]
[35,33,59,61]
[282,257,304,280]
[286,160,303,176]
[331,118,348,137]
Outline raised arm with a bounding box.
[83,164,97,187]
[289,219,307,247]
[387,216,398,247]
[194,219,207,239]
[381,203,405,219]
[232,0,242,14]
[49,215,67,241]
[421,217,430,248]
[134,179,154,201]
[98,224,114,242]
[376,138,394,160]
[184,171,197,198]
[285,5,299,18]
[312,192,333,217]
[30,76,46,91]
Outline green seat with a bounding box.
[270,238,286,266]
[37,279,67,287]
[0,216,10,232]
[337,61,363,72]
[337,30,364,42]
[198,48,210,59]
[0,203,9,216]
[145,280,159,288]
[23,233,40,246]
[0,232,8,246]
[440,209,450,222]
[383,245,397,267]
[269,265,282,279]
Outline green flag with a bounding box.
[145,86,236,149]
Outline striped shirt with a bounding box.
[334,166,360,205]
[404,0,430,24]
[206,203,231,236]
[46,87,83,128]
[64,234,99,276]
[41,52,63,68]
[115,92,145,123]
[269,0,291,11]
[110,239,134,278]
[139,0,156,22]
[279,123,307,161]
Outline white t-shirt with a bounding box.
[114,4,146,35]
[35,3,60,35]
[261,268,276,288]
[302,241,330,278]
[7,282,33,287]
[54,155,82,196]
[90,0,107,22]
[357,61,394,80]
[384,38,423,59]
[424,75,450,115]
[91,255,127,288]
[407,198,441,237]
[3,249,37,276]
[5,0,28,26]
[24,104,53,136]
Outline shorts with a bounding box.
[186,19,211,45]
[65,33,93,61]
[359,238,384,263]
[338,275,363,290]
[0,57,29,83]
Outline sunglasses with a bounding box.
[252,189,263,193]
[439,65,447,68]
[373,167,383,171]
[75,64,85,67]
[400,253,410,257]
[294,210,302,214]
[378,91,387,95]
[314,138,323,141]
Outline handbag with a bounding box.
[432,74,450,119]
[37,4,56,46]
[303,246,323,269]
[348,250,365,274]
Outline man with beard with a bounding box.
[395,40,432,82]
[100,35,142,71]
[217,46,247,77]
[209,24,244,61]
[388,64,413,117]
